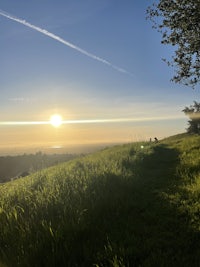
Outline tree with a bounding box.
[147,0,200,88]
[182,101,200,134]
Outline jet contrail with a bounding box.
[0,9,133,76]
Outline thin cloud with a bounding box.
[0,115,185,126]
[0,9,133,76]
[9,97,37,103]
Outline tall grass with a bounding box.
[0,134,200,266]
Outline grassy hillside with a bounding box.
[0,134,200,267]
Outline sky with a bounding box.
[0,0,200,153]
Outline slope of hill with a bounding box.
[0,151,78,183]
[0,134,200,267]
[0,152,78,183]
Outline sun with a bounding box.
[50,114,63,127]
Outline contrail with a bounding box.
[0,9,133,76]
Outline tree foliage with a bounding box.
[147,0,200,88]
[182,101,200,134]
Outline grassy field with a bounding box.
[0,133,200,266]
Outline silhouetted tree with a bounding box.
[147,1,200,88]
[182,101,200,134]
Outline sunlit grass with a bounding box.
[0,134,200,266]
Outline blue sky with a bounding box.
[0,0,199,150]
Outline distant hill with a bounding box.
[0,152,78,183]
[0,133,200,266]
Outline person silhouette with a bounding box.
[154,137,158,143]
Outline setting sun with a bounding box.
[50,114,62,127]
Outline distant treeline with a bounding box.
[0,152,79,183]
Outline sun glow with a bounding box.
[0,114,184,127]
[50,114,62,127]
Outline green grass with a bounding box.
[0,134,200,266]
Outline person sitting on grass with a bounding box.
[154,137,158,143]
